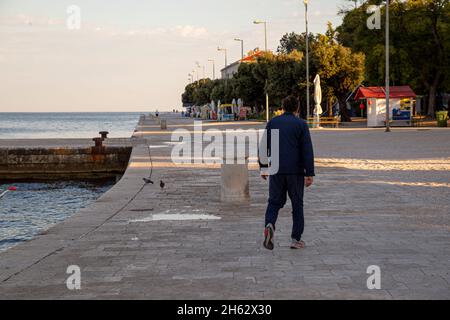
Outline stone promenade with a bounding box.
[0,115,449,299]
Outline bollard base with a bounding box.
[221,164,250,203]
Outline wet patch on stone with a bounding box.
[128,209,221,223]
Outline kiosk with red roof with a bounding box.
[354,86,416,127]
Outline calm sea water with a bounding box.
[0,112,142,139]
[0,113,141,252]
[0,181,114,252]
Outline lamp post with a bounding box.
[253,20,269,122]
[217,47,227,68]
[253,20,268,52]
[217,47,228,79]
[385,0,391,132]
[192,68,198,82]
[234,38,244,60]
[195,61,203,81]
[304,0,310,121]
[208,59,216,80]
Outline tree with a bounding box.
[276,32,318,117]
[182,79,229,106]
[192,79,215,105]
[312,33,366,121]
[233,63,265,110]
[406,0,450,115]
[181,83,195,105]
[264,51,305,108]
[181,24,365,122]
[277,32,315,55]
[210,79,236,104]
[337,0,450,116]
[276,25,365,121]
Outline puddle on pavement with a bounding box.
[149,142,184,149]
[128,209,221,223]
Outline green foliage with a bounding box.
[277,32,313,55]
[182,79,235,106]
[233,63,265,108]
[337,0,450,115]
[181,24,365,121]
[210,79,236,103]
[277,24,366,121]
[254,51,305,108]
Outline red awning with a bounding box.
[354,86,416,100]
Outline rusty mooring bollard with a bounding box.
[92,137,105,154]
[99,131,109,140]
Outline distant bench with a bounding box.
[383,116,427,127]
[410,115,427,127]
[307,116,340,128]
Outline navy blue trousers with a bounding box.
[265,175,305,241]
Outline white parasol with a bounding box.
[313,74,323,128]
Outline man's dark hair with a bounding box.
[282,95,299,113]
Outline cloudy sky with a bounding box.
[0,0,346,112]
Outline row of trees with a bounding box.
[338,0,450,116]
[182,0,450,119]
[182,23,365,121]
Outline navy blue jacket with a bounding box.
[260,112,315,176]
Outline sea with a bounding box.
[0,112,142,252]
[0,112,142,139]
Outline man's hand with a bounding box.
[260,169,269,181]
[305,176,314,188]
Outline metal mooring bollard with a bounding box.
[92,137,105,154]
[221,160,250,202]
[99,131,109,140]
[160,120,167,130]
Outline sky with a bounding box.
[0,0,347,112]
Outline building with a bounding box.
[221,61,240,79]
[354,86,416,127]
[220,49,264,79]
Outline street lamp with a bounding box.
[234,38,244,60]
[253,20,268,52]
[196,62,206,81]
[303,0,310,121]
[217,47,228,68]
[208,59,216,80]
[253,20,269,122]
[385,0,391,132]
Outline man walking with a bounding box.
[260,96,315,250]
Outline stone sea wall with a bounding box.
[0,146,132,181]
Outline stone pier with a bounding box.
[0,138,132,181]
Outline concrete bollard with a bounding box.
[160,119,167,130]
[221,163,250,202]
